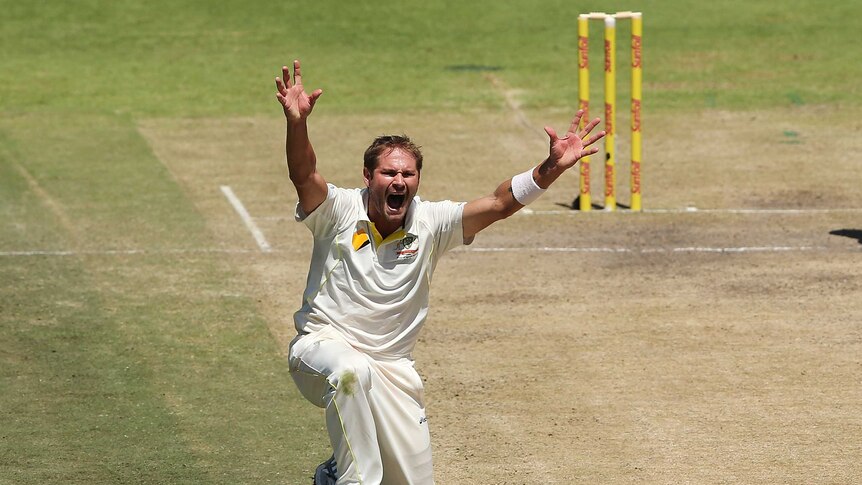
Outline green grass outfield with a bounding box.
[1,1,860,483]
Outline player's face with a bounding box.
[364,148,420,231]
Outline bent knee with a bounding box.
[330,359,374,396]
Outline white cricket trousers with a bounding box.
[288,325,434,485]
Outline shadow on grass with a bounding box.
[829,229,862,244]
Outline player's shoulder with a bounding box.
[411,197,464,225]
[300,185,365,228]
[414,196,464,211]
[323,184,365,210]
[328,184,363,199]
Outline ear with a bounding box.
[363,167,372,187]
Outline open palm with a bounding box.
[275,60,323,121]
[544,110,605,170]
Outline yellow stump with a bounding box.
[630,13,643,211]
[603,15,616,211]
[577,15,591,211]
[576,11,642,211]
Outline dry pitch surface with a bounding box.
[141,106,862,484]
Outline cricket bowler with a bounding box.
[276,60,604,485]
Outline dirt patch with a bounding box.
[422,251,861,484]
[140,107,862,484]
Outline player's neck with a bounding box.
[370,217,401,240]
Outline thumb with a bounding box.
[544,125,558,142]
[309,89,323,108]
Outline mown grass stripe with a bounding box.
[1,115,326,483]
[0,147,212,483]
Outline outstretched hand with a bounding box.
[543,110,605,170]
[275,60,323,122]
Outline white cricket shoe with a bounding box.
[313,455,338,485]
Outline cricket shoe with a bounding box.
[313,455,337,485]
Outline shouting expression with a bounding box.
[363,147,420,237]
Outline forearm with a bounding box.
[492,156,567,214]
[533,156,568,189]
[285,118,328,215]
[463,109,603,240]
[461,183,517,240]
[463,158,573,239]
[491,177,521,218]
[285,119,317,186]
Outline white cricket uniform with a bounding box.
[288,184,465,485]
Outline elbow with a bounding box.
[288,169,316,188]
[288,171,306,186]
[494,199,521,220]
[464,195,521,240]
[500,207,519,221]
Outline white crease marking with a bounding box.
[220,185,272,252]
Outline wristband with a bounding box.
[511,168,546,205]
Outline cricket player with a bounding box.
[275,60,604,485]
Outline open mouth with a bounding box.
[386,193,406,211]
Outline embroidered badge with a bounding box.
[394,234,419,260]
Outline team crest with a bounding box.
[394,234,419,260]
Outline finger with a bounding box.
[282,65,292,88]
[579,117,600,137]
[544,125,559,142]
[578,117,601,139]
[276,92,287,106]
[580,147,600,159]
[568,110,584,134]
[293,59,302,85]
[308,89,323,108]
[582,130,606,147]
[275,77,287,94]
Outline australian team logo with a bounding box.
[394,234,419,260]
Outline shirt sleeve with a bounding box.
[425,200,466,254]
[295,184,355,237]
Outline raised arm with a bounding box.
[462,110,605,239]
[275,60,328,215]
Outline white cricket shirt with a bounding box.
[294,184,465,360]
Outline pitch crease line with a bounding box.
[257,207,862,221]
[525,208,862,215]
[0,245,845,258]
[220,185,272,253]
[460,245,826,254]
[0,248,262,257]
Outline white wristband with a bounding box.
[511,168,546,205]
